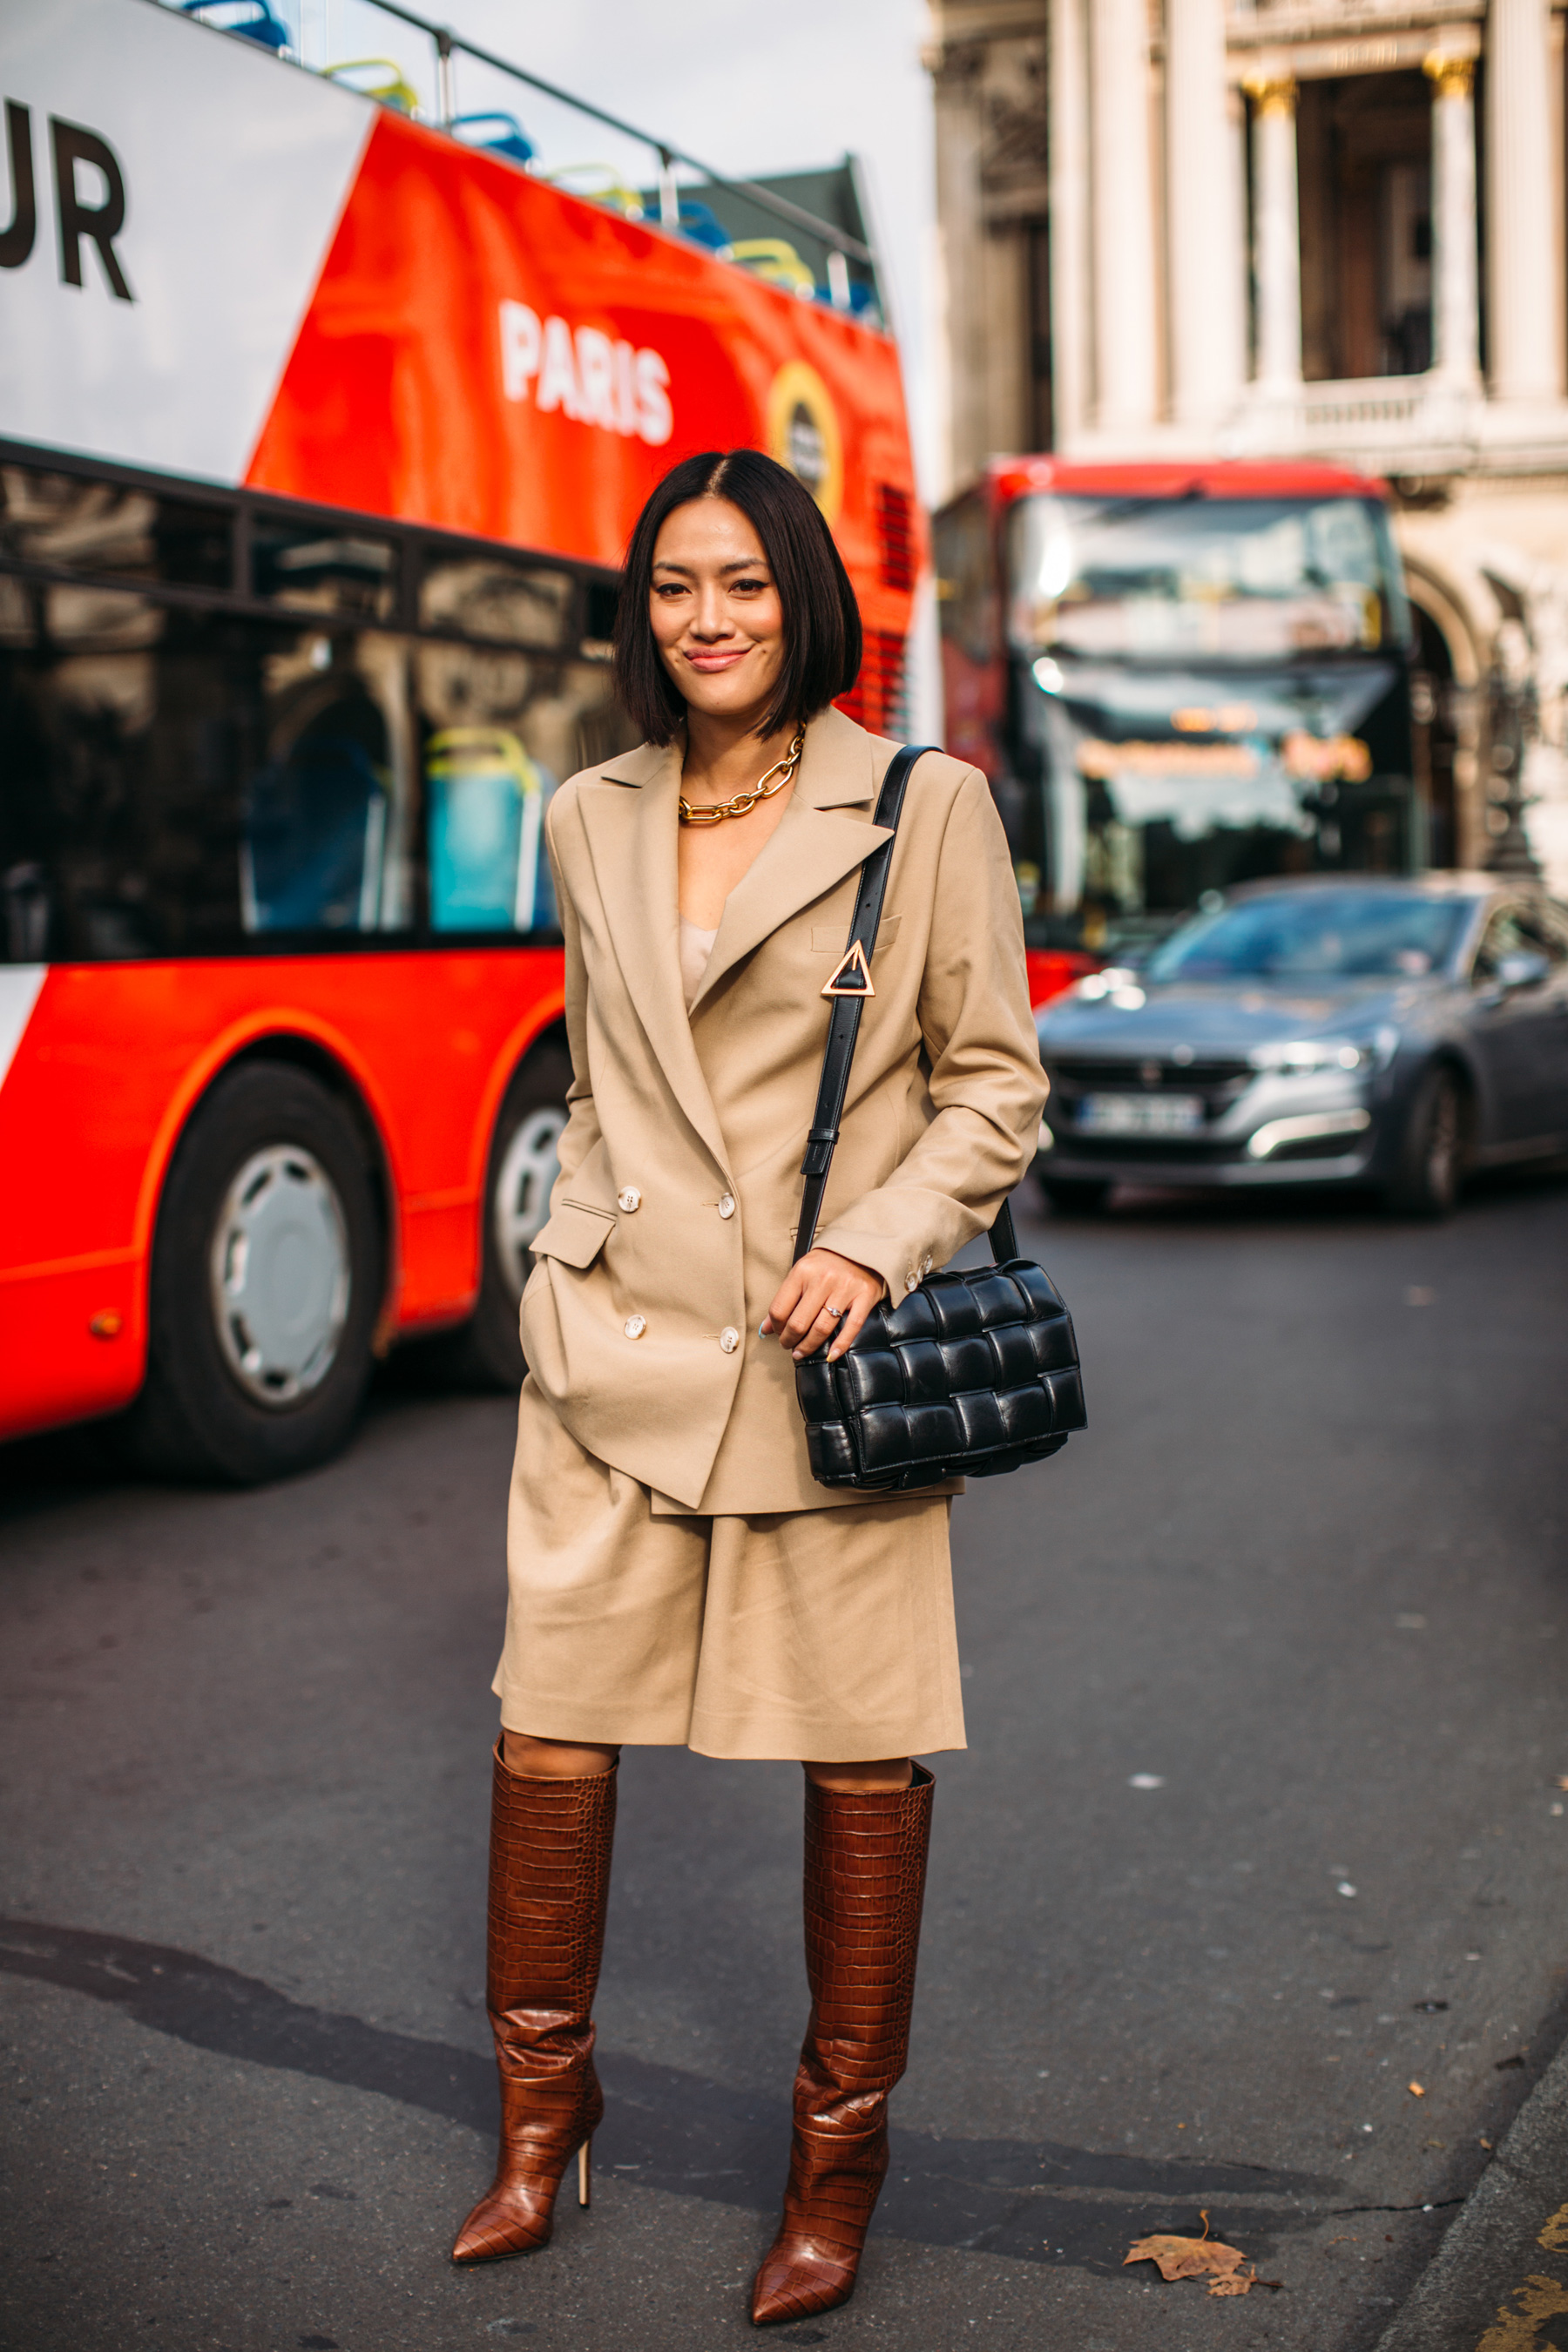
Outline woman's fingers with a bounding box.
[769,1272,835,1354]
[782,1288,838,1355]
[828,1296,875,1362]
[766,1251,885,1357]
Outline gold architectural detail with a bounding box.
[1243,71,1298,118]
[1424,51,1476,102]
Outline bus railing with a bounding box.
[161,0,887,324]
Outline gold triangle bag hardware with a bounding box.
[792,744,1087,1493]
[821,939,874,998]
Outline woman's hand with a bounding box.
[763,1249,885,1363]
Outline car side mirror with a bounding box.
[1491,948,1551,993]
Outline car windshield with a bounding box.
[1009,493,1409,662]
[1146,892,1469,981]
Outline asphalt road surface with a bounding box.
[3,1171,1566,2352]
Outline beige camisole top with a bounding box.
[679,916,719,1010]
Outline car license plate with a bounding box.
[1076,1092,1205,1137]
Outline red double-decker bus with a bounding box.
[936,456,1421,956]
[0,0,926,1478]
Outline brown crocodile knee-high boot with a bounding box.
[450,1742,617,2265]
[750,1762,934,2326]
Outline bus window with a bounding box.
[0,464,233,591]
[1007,494,1404,661]
[420,553,575,650]
[0,578,632,958]
[0,591,419,956]
[251,520,397,622]
[415,638,628,935]
[241,635,410,935]
[426,728,556,933]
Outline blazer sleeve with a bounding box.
[813,766,1049,1299]
[544,792,605,1204]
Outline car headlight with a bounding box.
[1249,1036,1392,1075]
[1073,967,1139,1000]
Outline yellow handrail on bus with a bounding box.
[541,164,645,220]
[730,239,816,297]
[323,58,421,114]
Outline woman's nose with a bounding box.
[691,585,733,639]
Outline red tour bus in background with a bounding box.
[935,456,1423,957]
[0,0,929,1479]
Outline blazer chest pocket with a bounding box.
[811,916,900,954]
[530,1200,615,1269]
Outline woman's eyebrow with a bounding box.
[651,557,770,576]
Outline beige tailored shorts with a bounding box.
[492,1379,967,1761]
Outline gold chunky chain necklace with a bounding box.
[677,726,806,826]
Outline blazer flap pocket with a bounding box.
[531,1201,615,1269]
[811,916,900,951]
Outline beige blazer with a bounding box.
[520,703,1049,1515]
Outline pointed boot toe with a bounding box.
[450,2180,555,2266]
[750,2232,858,2325]
[451,2164,561,2258]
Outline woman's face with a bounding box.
[649,497,786,730]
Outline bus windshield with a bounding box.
[1009,495,1410,663]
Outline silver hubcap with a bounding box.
[210,1146,351,1406]
[494,1105,566,1299]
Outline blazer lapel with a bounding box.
[575,743,731,1173]
[686,708,894,1013]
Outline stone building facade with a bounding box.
[925,0,1568,884]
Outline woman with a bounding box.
[452,449,1045,2324]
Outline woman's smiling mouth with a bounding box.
[684,645,752,672]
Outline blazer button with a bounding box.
[624,1314,646,1339]
[719,1326,740,1353]
[617,1186,641,1213]
[718,1193,736,1219]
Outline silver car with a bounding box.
[1034,875,1568,1217]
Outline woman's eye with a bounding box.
[732,577,767,595]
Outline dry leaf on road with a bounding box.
[1124,2211,1256,2295]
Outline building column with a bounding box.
[1247,74,1302,392]
[1049,0,1091,445]
[929,43,987,497]
[1166,0,1246,424]
[1487,0,1562,400]
[1091,0,1159,430]
[1424,52,1479,383]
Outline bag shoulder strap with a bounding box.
[793,746,1020,1268]
[794,745,929,1263]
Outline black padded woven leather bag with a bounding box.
[792,744,1086,1495]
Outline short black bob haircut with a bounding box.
[612,449,862,746]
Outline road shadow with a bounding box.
[0,1915,1334,2272]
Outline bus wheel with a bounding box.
[125,1061,382,1483]
[429,1046,571,1390]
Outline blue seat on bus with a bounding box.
[242,737,388,934]
[643,198,733,255]
[427,728,554,933]
[452,112,535,166]
[179,0,290,52]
